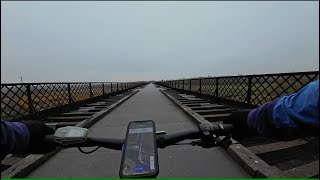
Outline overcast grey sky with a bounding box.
[1,1,319,83]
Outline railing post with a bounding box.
[68,83,72,104]
[215,78,219,97]
[102,83,105,95]
[246,76,252,104]
[26,84,35,114]
[189,79,192,91]
[89,83,93,98]
[199,79,202,94]
[182,80,185,90]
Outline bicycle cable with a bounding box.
[78,146,101,154]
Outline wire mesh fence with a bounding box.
[1,82,143,120]
[158,71,319,106]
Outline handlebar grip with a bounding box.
[219,124,234,133]
[43,134,60,145]
[198,123,234,135]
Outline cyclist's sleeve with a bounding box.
[273,80,319,128]
[247,80,319,136]
[247,99,278,135]
[1,120,30,160]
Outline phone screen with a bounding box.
[120,120,158,178]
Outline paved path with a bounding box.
[28,84,249,178]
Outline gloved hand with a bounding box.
[21,120,56,154]
[223,109,252,141]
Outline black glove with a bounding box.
[223,109,252,141]
[22,120,56,154]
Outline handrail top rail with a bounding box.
[165,71,319,81]
[1,81,146,86]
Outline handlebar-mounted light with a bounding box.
[54,126,89,145]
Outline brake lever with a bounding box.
[214,135,233,149]
[191,135,232,148]
[197,123,233,148]
[191,139,219,148]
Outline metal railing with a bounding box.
[1,82,145,120]
[157,71,319,107]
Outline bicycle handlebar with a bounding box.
[44,123,234,150]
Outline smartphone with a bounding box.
[119,120,159,178]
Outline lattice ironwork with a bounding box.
[201,78,216,95]
[91,83,103,97]
[190,79,200,92]
[184,80,190,91]
[104,83,112,94]
[158,71,319,107]
[250,73,319,106]
[70,83,90,102]
[1,85,29,120]
[218,77,248,103]
[30,84,69,112]
[175,80,181,89]
[1,82,144,120]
